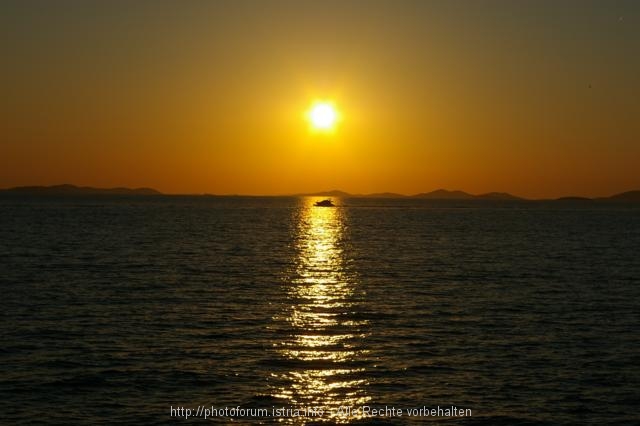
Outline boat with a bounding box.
[314,199,335,207]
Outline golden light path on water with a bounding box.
[272,197,370,423]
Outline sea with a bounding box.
[1,196,639,425]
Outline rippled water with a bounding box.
[1,196,639,424]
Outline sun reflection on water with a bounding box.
[272,197,370,422]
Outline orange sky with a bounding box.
[1,1,639,198]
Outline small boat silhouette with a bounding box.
[314,199,335,207]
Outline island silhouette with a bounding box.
[1,184,639,202]
[296,188,640,202]
[0,184,161,196]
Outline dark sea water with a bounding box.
[1,196,639,425]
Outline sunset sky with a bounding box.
[2,0,639,198]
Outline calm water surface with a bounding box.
[1,196,639,424]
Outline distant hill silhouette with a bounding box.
[2,185,639,201]
[477,192,523,200]
[0,184,161,196]
[298,188,640,201]
[299,188,522,200]
[412,189,523,200]
[603,190,640,202]
[413,189,475,199]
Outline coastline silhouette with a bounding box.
[2,184,639,202]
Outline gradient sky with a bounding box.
[1,0,639,197]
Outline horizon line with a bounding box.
[2,183,640,201]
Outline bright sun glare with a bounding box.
[308,102,338,131]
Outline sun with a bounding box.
[307,101,339,131]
